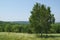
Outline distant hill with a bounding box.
[11,21,29,24]
[0,21,60,25]
[0,21,29,24]
[55,22,60,24]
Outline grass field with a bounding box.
[0,32,60,40]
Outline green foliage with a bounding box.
[29,3,55,34]
[51,24,60,33]
[0,21,32,33]
[0,21,60,33]
[4,24,12,32]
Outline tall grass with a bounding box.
[0,32,60,40]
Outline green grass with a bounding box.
[0,32,60,40]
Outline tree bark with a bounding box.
[41,32,43,38]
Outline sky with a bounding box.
[0,0,60,22]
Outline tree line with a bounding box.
[0,21,60,33]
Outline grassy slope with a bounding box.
[0,32,60,40]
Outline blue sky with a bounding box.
[0,0,60,22]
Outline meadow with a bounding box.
[0,32,60,40]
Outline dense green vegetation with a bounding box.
[0,21,60,33]
[0,21,29,33]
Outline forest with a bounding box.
[0,21,60,33]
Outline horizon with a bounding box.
[0,20,60,23]
[0,0,60,22]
